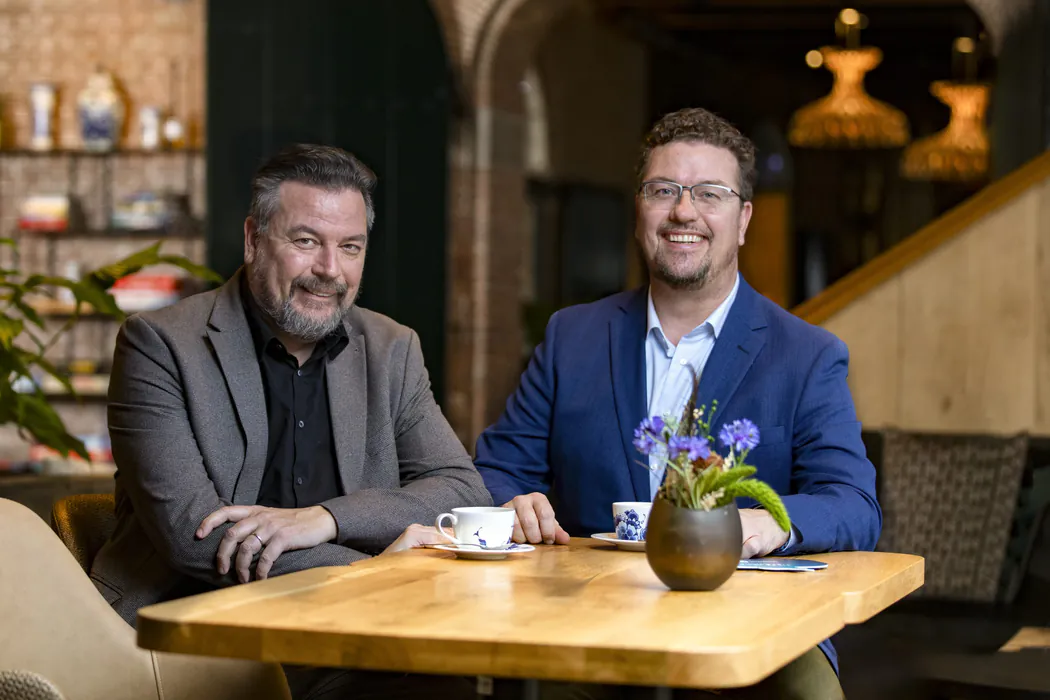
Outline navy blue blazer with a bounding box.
[475,276,882,673]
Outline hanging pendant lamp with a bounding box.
[901,38,990,182]
[788,9,910,149]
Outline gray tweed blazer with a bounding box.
[90,270,491,625]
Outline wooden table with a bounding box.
[137,539,923,689]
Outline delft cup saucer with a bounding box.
[590,533,646,552]
[431,543,536,560]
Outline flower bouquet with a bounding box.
[631,378,789,590]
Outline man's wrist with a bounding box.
[314,505,339,543]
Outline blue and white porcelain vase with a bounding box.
[78,69,124,151]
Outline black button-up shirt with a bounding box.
[241,279,349,509]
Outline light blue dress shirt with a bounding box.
[644,274,798,551]
[645,276,739,495]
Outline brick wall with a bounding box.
[0,0,205,465]
[0,0,205,151]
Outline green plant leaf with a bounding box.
[19,349,75,398]
[0,343,32,380]
[709,465,757,492]
[12,299,45,329]
[157,255,223,284]
[86,242,164,288]
[0,240,217,464]
[0,314,24,346]
[723,480,791,532]
[24,274,79,289]
[13,391,89,461]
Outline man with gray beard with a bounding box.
[92,144,490,699]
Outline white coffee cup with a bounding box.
[612,501,652,541]
[435,506,515,549]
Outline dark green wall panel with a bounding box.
[207,0,450,402]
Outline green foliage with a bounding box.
[0,241,221,461]
[719,479,792,532]
[645,367,790,532]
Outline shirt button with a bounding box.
[679,358,688,366]
[296,477,303,485]
[297,369,302,377]
[298,420,305,428]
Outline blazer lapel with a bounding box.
[697,278,767,428]
[609,289,651,501]
[206,272,269,506]
[327,319,366,495]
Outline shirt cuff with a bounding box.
[772,524,801,555]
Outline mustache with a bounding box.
[293,275,349,297]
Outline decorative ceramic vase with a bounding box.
[78,68,124,151]
[29,83,56,151]
[139,106,161,150]
[645,499,742,591]
[162,114,184,149]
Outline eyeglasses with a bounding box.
[639,181,743,213]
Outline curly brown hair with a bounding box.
[637,108,757,202]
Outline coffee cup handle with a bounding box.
[435,513,460,544]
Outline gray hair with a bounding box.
[248,144,377,235]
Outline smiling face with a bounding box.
[635,141,752,292]
[244,181,368,343]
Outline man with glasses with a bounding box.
[474,108,880,698]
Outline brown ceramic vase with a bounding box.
[645,499,742,591]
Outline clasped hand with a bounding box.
[197,505,338,583]
[198,506,457,584]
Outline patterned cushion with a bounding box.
[877,430,1028,602]
[0,671,65,700]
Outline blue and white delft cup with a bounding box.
[612,501,652,541]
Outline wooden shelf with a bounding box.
[18,227,203,240]
[0,470,115,483]
[26,298,99,317]
[0,148,202,157]
[33,373,110,400]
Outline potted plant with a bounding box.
[633,380,791,591]
[0,239,220,461]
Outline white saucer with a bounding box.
[432,543,536,560]
[591,533,646,552]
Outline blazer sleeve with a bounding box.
[777,338,883,554]
[472,311,560,506]
[320,330,493,552]
[108,315,368,588]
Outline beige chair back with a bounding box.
[0,497,290,700]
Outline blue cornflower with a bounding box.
[633,428,657,455]
[632,416,666,455]
[719,419,760,453]
[668,435,711,462]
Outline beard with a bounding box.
[249,256,356,343]
[653,252,712,291]
[649,223,714,291]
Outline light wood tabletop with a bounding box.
[137,539,923,689]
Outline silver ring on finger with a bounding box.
[251,533,264,546]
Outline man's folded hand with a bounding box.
[197,505,338,582]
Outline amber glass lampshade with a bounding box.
[788,46,910,149]
[900,81,990,182]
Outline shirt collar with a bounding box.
[646,273,741,345]
[240,273,350,363]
